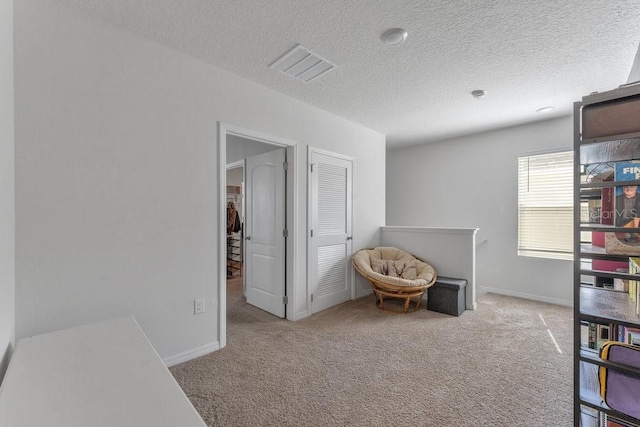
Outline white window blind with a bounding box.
[517,151,574,260]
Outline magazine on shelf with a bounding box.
[605,160,640,254]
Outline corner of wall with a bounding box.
[0,0,15,386]
[0,342,13,383]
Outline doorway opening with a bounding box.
[226,161,244,283]
[217,123,297,349]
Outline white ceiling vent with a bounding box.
[270,44,335,83]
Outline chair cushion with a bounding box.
[352,247,435,287]
[370,257,387,275]
[397,260,418,280]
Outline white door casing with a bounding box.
[308,148,353,314]
[219,122,298,349]
[245,148,286,318]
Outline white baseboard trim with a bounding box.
[355,288,373,299]
[480,286,572,308]
[163,341,220,367]
[294,310,309,321]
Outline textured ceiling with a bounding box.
[55,0,640,148]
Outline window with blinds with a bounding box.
[517,150,573,260]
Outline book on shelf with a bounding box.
[629,258,640,316]
[629,258,640,301]
[600,166,615,225]
[584,322,620,351]
[599,183,616,272]
[618,326,640,346]
[581,321,640,349]
[582,162,613,230]
[597,324,612,350]
[588,322,597,350]
[601,176,615,227]
[586,162,614,231]
[627,328,640,346]
[593,171,630,282]
[614,269,630,292]
[606,418,632,427]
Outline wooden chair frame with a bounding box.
[353,250,436,313]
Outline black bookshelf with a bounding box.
[574,84,640,427]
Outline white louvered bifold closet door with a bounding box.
[309,148,353,314]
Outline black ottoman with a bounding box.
[427,276,467,316]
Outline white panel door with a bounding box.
[245,148,286,318]
[309,149,353,314]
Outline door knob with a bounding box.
[246,235,251,240]
[346,236,353,240]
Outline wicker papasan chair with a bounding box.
[353,247,437,313]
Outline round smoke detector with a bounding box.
[381,28,408,46]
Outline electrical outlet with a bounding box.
[194,298,205,315]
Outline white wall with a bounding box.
[628,43,640,84]
[226,134,280,165]
[381,227,478,310]
[387,117,573,306]
[0,0,15,382]
[226,168,243,188]
[14,0,385,360]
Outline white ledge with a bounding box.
[380,225,478,310]
[0,316,206,426]
[381,226,479,235]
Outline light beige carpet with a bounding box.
[170,280,573,426]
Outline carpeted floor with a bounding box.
[170,280,573,426]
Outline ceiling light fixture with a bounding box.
[536,106,556,113]
[471,89,486,99]
[381,28,408,46]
